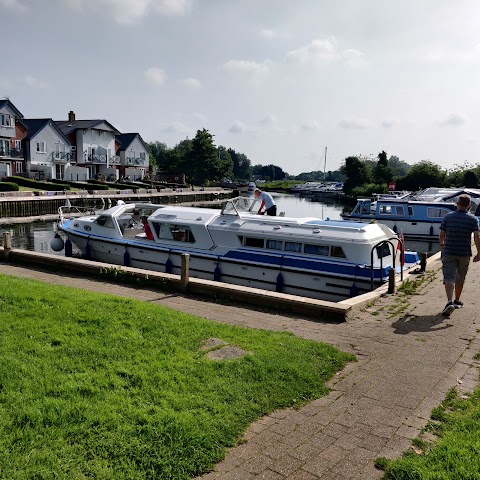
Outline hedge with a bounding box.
[0,182,19,191]
[4,176,70,191]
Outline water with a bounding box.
[0,194,440,256]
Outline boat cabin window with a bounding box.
[379,205,405,216]
[266,239,283,250]
[244,237,264,248]
[331,246,346,258]
[285,241,302,253]
[427,207,452,218]
[95,215,115,228]
[153,223,195,243]
[304,244,330,256]
[408,206,414,216]
[376,243,391,259]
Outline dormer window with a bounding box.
[0,114,14,127]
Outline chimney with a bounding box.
[68,110,75,122]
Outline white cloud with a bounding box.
[145,67,167,86]
[342,49,367,68]
[63,0,193,25]
[229,121,247,134]
[259,114,278,127]
[286,37,338,66]
[300,120,320,132]
[221,59,272,86]
[23,75,47,88]
[0,0,27,12]
[182,77,202,89]
[160,120,190,134]
[338,118,372,130]
[260,28,276,39]
[438,113,467,127]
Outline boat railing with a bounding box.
[370,236,403,291]
[58,205,97,224]
[221,196,261,215]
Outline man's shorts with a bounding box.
[442,255,471,284]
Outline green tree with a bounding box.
[341,156,372,194]
[388,155,411,177]
[374,150,393,184]
[228,149,252,181]
[147,141,170,170]
[463,170,479,188]
[189,129,219,183]
[396,161,446,191]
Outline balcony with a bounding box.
[84,153,108,164]
[0,148,24,159]
[109,155,121,165]
[126,156,147,166]
[52,151,71,163]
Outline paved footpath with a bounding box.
[1,255,480,480]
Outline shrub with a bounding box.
[4,176,70,191]
[0,182,19,191]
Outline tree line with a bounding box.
[147,129,480,192]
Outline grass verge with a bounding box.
[0,274,354,479]
[378,387,480,479]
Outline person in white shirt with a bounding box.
[254,189,277,216]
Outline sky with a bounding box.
[2,0,480,176]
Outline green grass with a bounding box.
[0,274,354,479]
[380,388,480,479]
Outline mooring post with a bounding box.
[388,268,396,294]
[419,252,427,273]
[181,253,190,292]
[2,232,12,259]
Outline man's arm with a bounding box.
[473,230,480,262]
[439,229,446,250]
[258,200,265,214]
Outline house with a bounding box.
[0,99,26,177]
[21,119,72,180]
[55,111,121,180]
[115,133,149,180]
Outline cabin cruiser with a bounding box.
[343,194,480,239]
[55,197,418,302]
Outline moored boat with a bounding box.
[55,197,418,302]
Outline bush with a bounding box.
[0,182,19,191]
[50,179,109,190]
[351,183,388,198]
[4,176,70,191]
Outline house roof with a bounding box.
[116,132,148,152]
[22,118,71,143]
[55,119,120,135]
[0,99,24,118]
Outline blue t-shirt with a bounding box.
[440,209,479,257]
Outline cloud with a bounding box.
[342,49,368,68]
[159,120,190,134]
[259,114,278,127]
[300,120,320,132]
[23,75,47,88]
[0,0,27,12]
[438,113,467,127]
[229,121,247,134]
[286,37,338,65]
[260,28,276,39]
[63,0,193,25]
[338,118,372,130]
[182,77,202,89]
[221,59,272,86]
[145,67,167,86]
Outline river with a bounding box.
[0,193,440,257]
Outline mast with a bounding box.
[323,147,327,182]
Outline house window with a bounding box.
[91,130,95,140]
[14,140,21,150]
[0,114,14,127]
[15,161,22,173]
[55,143,65,159]
[36,141,47,153]
[0,139,8,155]
[140,152,146,160]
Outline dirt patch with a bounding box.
[202,337,248,360]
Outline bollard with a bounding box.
[419,252,427,273]
[388,268,396,294]
[2,232,12,259]
[181,253,190,292]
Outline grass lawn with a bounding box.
[0,274,354,479]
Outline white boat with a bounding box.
[55,197,418,302]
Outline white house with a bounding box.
[22,118,73,180]
[116,133,150,180]
[0,99,25,177]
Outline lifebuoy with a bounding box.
[175,176,179,181]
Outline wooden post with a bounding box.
[3,232,12,259]
[181,253,190,292]
[388,268,395,294]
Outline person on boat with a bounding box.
[254,189,277,216]
[142,216,154,240]
[439,194,480,316]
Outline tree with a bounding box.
[396,161,446,191]
[228,148,252,181]
[340,156,372,194]
[147,141,169,170]
[463,170,479,188]
[374,150,393,185]
[388,155,411,177]
[189,129,219,183]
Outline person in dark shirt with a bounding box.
[439,194,480,316]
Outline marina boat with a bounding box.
[55,197,418,302]
[342,194,480,239]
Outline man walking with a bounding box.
[254,188,277,216]
[439,194,480,316]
